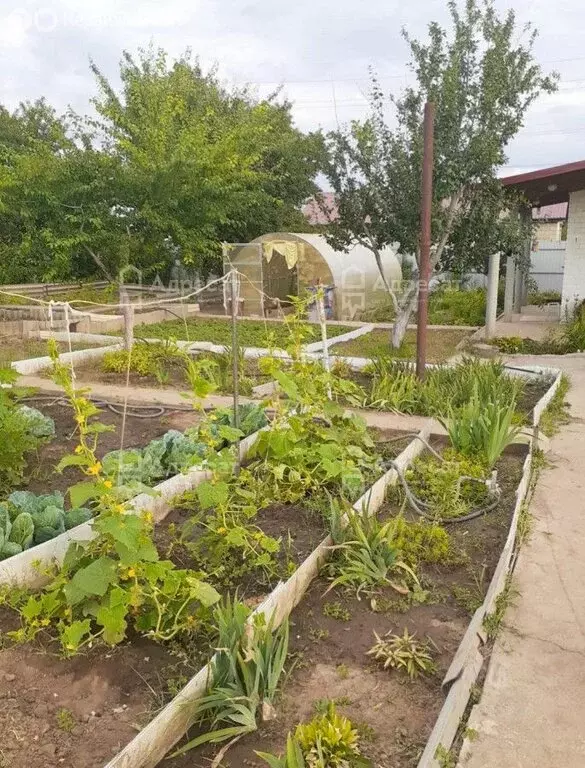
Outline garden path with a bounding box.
[460,353,585,768]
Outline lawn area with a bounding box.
[0,338,99,368]
[135,316,356,348]
[331,327,470,362]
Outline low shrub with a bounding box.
[367,628,435,679]
[257,702,369,768]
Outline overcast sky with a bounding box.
[1,0,584,178]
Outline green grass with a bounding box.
[539,374,571,437]
[0,339,94,368]
[134,317,355,348]
[332,328,470,362]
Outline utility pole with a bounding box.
[416,101,435,380]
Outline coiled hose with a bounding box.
[380,432,502,525]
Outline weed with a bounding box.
[483,575,518,639]
[327,507,419,598]
[312,696,351,715]
[435,744,457,768]
[336,663,350,680]
[385,516,452,568]
[322,601,351,621]
[464,727,479,742]
[309,627,330,643]
[405,452,488,521]
[539,374,571,437]
[452,567,486,615]
[256,702,370,767]
[366,628,435,679]
[56,707,76,732]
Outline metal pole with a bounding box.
[416,101,435,380]
[230,268,240,434]
[121,285,134,351]
[317,287,332,399]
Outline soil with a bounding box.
[166,445,526,768]
[0,401,207,768]
[19,400,201,498]
[153,428,415,599]
[0,627,206,768]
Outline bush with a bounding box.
[428,287,487,326]
[102,340,186,383]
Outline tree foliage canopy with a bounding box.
[322,0,557,342]
[0,48,323,283]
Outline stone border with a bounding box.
[415,368,561,768]
[0,429,264,589]
[11,343,123,376]
[103,426,431,768]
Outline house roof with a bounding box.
[533,202,568,221]
[502,160,585,206]
[302,192,338,225]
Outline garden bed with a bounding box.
[13,400,202,499]
[72,351,272,395]
[0,419,412,768]
[169,441,526,768]
[134,317,356,348]
[331,328,470,361]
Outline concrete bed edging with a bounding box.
[416,369,561,768]
[0,428,264,589]
[103,427,431,768]
[11,343,123,376]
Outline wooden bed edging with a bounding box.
[0,428,263,589]
[416,369,561,768]
[103,426,432,768]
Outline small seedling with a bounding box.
[308,627,330,643]
[367,628,435,679]
[56,707,76,733]
[336,663,350,680]
[323,601,351,621]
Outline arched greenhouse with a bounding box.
[224,232,402,320]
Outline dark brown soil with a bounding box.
[18,400,201,498]
[0,631,207,768]
[154,428,414,598]
[168,446,526,768]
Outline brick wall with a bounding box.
[561,189,585,316]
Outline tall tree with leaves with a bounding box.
[323,0,557,346]
[89,48,324,276]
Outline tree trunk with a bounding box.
[391,285,419,348]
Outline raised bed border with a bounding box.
[0,427,265,589]
[103,426,431,768]
[415,368,562,768]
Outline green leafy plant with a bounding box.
[405,452,488,521]
[0,391,54,494]
[327,508,419,598]
[5,344,221,654]
[0,491,92,557]
[384,516,451,568]
[322,601,351,621]
[366,628,435,679]
[441,385,521,467]
[102,339,186,384]
[171,597,289,757]
[257,702,371,767]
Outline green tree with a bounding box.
[89,47,323,275]
[323,0,557,346]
